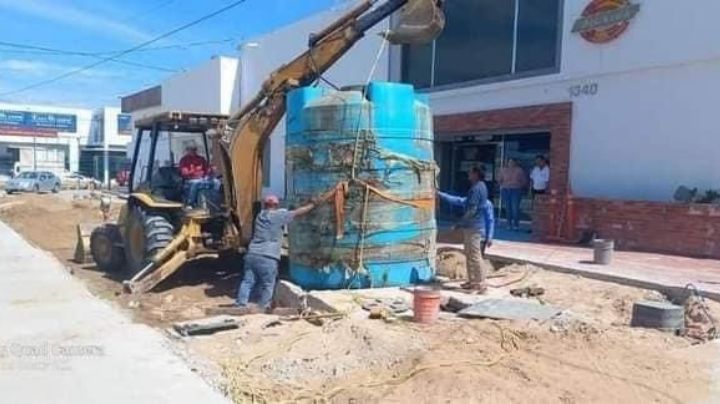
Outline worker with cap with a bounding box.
[179,140,213,208]
[236,194,317,309]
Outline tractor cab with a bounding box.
[129,111,227,211]
[89,112,241,293]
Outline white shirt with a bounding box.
[530,166,550,191]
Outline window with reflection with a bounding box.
[401,0,562,89]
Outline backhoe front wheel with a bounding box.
[124,207,174,274]
[90,223,125,272]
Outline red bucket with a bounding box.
[413,289,441,324]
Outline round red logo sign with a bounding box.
[572,0,641,44]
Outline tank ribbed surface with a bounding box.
[286,82,436,289]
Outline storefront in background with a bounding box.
[395,0,720,257]
[437,132,550,216]
[0,104,132,181]
[0,106,86,176]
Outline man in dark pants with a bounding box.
[236,195,316,309]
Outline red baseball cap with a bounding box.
[263,194,280,206]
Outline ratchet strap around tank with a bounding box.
[314,178,425,240]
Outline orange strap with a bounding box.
[313,179,425,240]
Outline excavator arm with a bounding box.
[219,0,444,243]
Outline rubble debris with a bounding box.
[361,297,410,314]
[173,315,241,337]
[440,296,472,313]
[510,287,545,298]
[683,294,718,342]
[263,320,283,329]
[549,312,601,337]
[205,305,300,317]
[368,307,390,320]
[458,298,562,321]
[281,311,346,326]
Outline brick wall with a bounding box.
[534,196,720,259]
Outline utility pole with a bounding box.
[103,113,110,189]
[33,134,37,171]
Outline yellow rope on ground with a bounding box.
[293,322,526,402]
[488,268,532,288]
[242,330,315,369]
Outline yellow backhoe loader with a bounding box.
[89,0,445,294]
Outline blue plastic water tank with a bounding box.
[286,82,436,290]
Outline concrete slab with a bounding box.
[0,220,230,404]
[458,298,562,321]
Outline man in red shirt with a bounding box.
[179,142,214,207]
[179,142,209,180]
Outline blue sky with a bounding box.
[0,0,347,108]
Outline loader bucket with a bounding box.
[385,0,445,45]
[74,223,95,264]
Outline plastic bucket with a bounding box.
[413,289,441,324]
[593,239,614,265]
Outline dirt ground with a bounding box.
[1,192,719,403]
[0,192,239,327]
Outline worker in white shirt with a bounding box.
[529,155,550,197]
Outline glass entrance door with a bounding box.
[451,143,499,196]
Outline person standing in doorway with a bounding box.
[499,158,526,230]
[437,166,494,292]
[236,195,316,310]
[530,155,550,197]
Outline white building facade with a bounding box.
[79,106,134,183]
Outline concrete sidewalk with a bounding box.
[0,220,230,404]
[465,239,720,301]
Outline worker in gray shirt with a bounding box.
[236,194,316,309]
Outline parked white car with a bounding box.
[60,172,102,190]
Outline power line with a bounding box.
[0,0,249,98]
[0,37,237,57]
[115,0,177,25]
[0,41,178,72]
[110,38,237,53]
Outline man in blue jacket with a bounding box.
[438,166,495,292]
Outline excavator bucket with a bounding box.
[74,223,94,264]
[385,0,445,45]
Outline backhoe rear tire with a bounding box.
[90,224,125,272]
[124,206,174,274]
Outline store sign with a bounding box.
[0,109,77,137]
[572,0,640,44]
[117,114,133,134]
